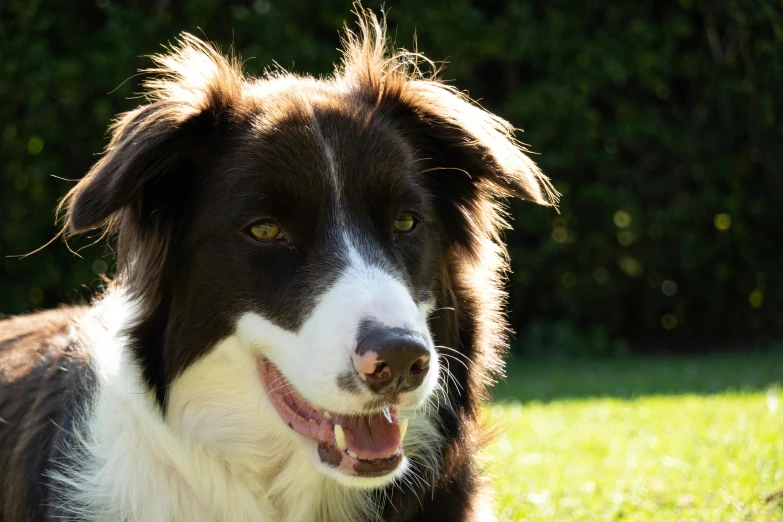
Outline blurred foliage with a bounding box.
[518,320,630,359]
[1,1,781,352]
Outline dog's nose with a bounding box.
[353,328,430,394]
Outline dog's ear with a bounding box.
[383,78,559,257]
[402,80,558,207]
[65,103,211,234]
[62,33,243,235]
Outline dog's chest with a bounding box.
[60,406,368,522]
[55,374,369,521]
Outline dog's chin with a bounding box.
[309,446,411,489]
[257,358,414,488]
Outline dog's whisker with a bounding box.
[439,356,464,393]
[429,306,456,314]
[434,345,474,364]
[437,352,470,373]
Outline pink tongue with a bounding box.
[337,413,402,459]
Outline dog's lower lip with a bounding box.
[258,358,406,477]
[318,443,404,477]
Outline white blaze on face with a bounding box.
[235,238,438,415]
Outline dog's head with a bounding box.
[62,11,556,489]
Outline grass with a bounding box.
[485,353,783,521]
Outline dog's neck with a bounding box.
[50,292,374,522]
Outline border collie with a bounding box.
[0,8,557,521]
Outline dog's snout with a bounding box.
[353,328,430,394]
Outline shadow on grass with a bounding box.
[492,352,783,403]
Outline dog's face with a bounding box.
[178,90,443,484]
[63,23,555,490]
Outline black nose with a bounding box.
[352,328,430,394]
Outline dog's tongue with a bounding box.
[335,410,402,459]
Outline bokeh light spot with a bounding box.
[714,213,731,231]
[28,136,44,155]
[661,313,677,330]
[661,280,678,296]
[613,210,631,228]
[93,259,109,275]
[552,227,568,244]
[619,256,643,277]
[29,286,44,304]
[617,230,634,246]
[561,272,578,289]
[749,289,764,309]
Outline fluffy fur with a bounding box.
[0,7,557,522]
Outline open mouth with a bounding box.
[258,358,407,478]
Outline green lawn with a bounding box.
[486,353,783,521]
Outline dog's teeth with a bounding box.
[334,424,347,451]
[381,406,392,423]
[323,411,332,420]
[399,418,408,442]
[347,449,359,458]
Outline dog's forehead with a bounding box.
[212,89,418,215]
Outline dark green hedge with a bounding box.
[2,1,781,352]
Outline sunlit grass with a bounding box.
[485,354,783,521]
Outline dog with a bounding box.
[0,8,556,522]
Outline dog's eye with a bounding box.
[249,222,282,241]
[394,213,417,233]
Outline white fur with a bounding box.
[49,244,444,521]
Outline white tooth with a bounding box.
[347,450,359,458]
[399,418,408,442]
[323,411,332,420]
[381,406,392,423]
[334,424,347,451]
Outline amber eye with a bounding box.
[249,222,282,241]
[394,213,417,233]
